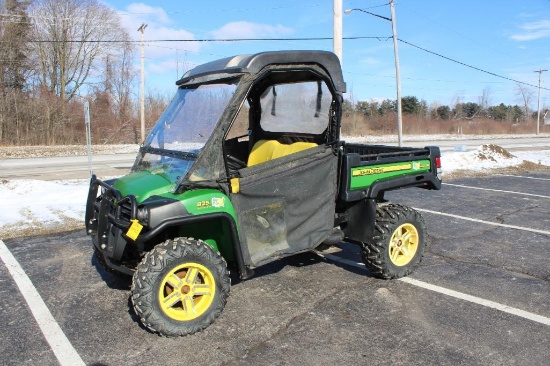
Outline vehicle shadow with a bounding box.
[230,243,370,285]
[90,251,131,291]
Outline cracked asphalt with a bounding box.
[1,172,549,365]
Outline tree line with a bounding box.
[0,0,546,147]
[347,92,535,124]
[0,0,167,146]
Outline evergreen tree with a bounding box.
[0,0,32,143]
[401,96,420,115]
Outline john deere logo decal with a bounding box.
[211,197,225,208]
[196,197,225,209]
[352,163,412,177]
[352,161,431,177]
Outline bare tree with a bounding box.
[109,38,136,123]
[478,86,492,116]
[88,36,136,143]
[29,0,130,100]
[451,95,464,120]
[515,83,535,123]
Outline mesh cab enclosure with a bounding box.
[230,145,338,267]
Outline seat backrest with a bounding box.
[248,140,317,166]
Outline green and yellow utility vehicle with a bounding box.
[85,50,442,337]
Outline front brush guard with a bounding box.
[85,175,137,263]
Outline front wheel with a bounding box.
[361,204,428,279]
[131,238,230,337]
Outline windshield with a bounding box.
[134,80,238,183]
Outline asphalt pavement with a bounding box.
[0,153,136,180]
[1,171,549,365]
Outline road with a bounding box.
[1,136,549,181]
[0,153,136,180]
[1,172,549,365]
[399,135,550,152]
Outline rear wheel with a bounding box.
[361,204,427,279]
[131,237,230,337]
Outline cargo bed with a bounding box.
[339,143,442,201]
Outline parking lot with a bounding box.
[1,171,549,365]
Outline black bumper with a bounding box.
[85,176,137,274]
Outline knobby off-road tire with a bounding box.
[361,204,428,279]
[131,237,230,337]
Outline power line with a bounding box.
[1,33,546,93]
[345,2,390,11]
[117,4,324,16]
[345,70,508,84]
[1,4,324,18]
[398,38,550,91]
[0,4,325,24]
[396,1,521,65]
[0,36,389,44]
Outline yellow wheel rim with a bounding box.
[158,262,216,321]
[388,223,419,266]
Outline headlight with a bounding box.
[137,206,149,226]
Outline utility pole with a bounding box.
[389,0,403,147]
[345,1,403,146]
[534,69,547,136]
[138,23,148,143]
[333,0,343,64]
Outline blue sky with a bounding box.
[107,0,550,109]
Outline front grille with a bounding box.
[119,201,132,222]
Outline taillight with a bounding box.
[435,156,442,176]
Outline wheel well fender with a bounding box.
[136,212,250,279]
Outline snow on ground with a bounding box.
[1,144,550,239]
[0,179,87,235]
[342,133,550,144]
[442,145,550,172]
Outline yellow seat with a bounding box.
[247,140,317,166]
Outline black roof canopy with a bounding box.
[177,50,346,93]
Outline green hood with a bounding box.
[113,170,175,203]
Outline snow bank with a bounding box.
[443,144,522,172]
[0,179,88,235]
[1,144,549,238]
[442,144,550,173]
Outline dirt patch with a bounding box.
[475,144,516,162]
[485,144,515,158]
[0,221,85,240]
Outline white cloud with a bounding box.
[148,58,191,80]
[124,3,171,26]
[511,19,550,41]
[115,3,201,78]
[211,21,293,39]
[116,3,199,52]
[144,27,199,56]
